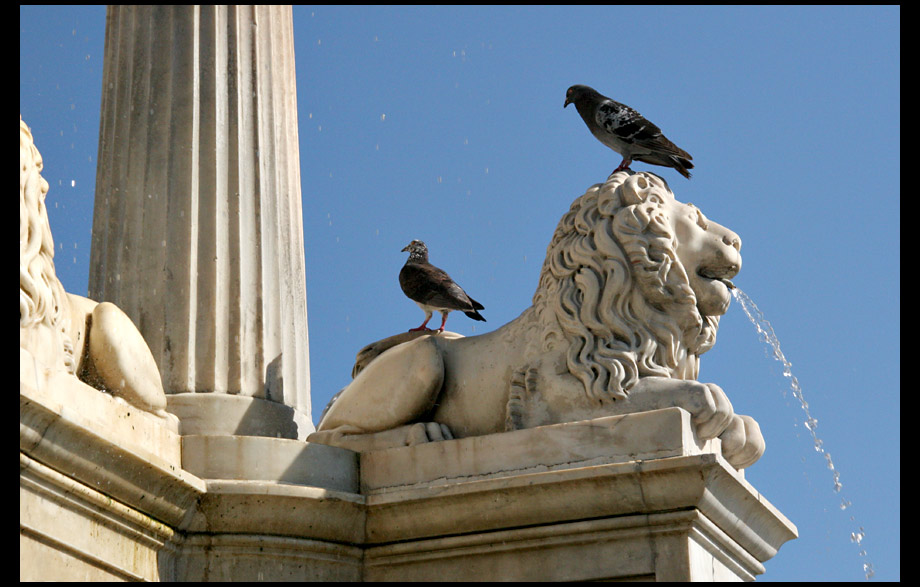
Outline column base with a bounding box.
[167,392,314,440]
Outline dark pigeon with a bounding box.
[399,240,486,332]
[564,84,694,179]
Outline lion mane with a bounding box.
[20,118,76,374]
[528,173,720,404]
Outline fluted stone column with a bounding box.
[89,5,312,439]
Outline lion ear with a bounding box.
[618,173,672,207]
[618,174,651,206]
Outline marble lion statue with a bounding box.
[20,118,173,425]
[310,172,764,468]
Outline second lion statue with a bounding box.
[20,118,173,427]
[309,172,765,469]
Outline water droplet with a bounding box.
[850,528,865,544]
[733,287,875,580]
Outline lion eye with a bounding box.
[692,208,709,230]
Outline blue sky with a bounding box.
[21,5,899,581]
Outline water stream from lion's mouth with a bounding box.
[731,287,875,581]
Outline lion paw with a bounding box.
[719,414,765,469]
[405,422,454,445]
[688,383,735,440]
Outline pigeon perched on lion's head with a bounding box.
[565,84,693,179]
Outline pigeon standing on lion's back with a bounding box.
[399,240,486,333]
[564,84,694,179]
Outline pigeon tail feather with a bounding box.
[634,152,693,179]
[463,308,486,322]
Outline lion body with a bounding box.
[314,172,754,461]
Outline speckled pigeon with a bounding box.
[399,240,486,332]
[564,84,694,179]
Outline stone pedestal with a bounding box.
[88,5,311,439]
[356,408,796,582]
[21,361,796,581]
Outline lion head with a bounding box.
[531,172,741,403]
[20,117,76,374]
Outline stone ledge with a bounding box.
[186,480,366,544]
[362,452,797,559]
[20,349,203,528]
[364,509,760,581]
[359,407,720,493]
[20,452,178,581]
[172,533,363,582]
[21,362,797,581]
[181,434,358,492]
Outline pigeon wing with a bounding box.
[595,100,691,160]
[400,263,477,312]
[594,100,655,145]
